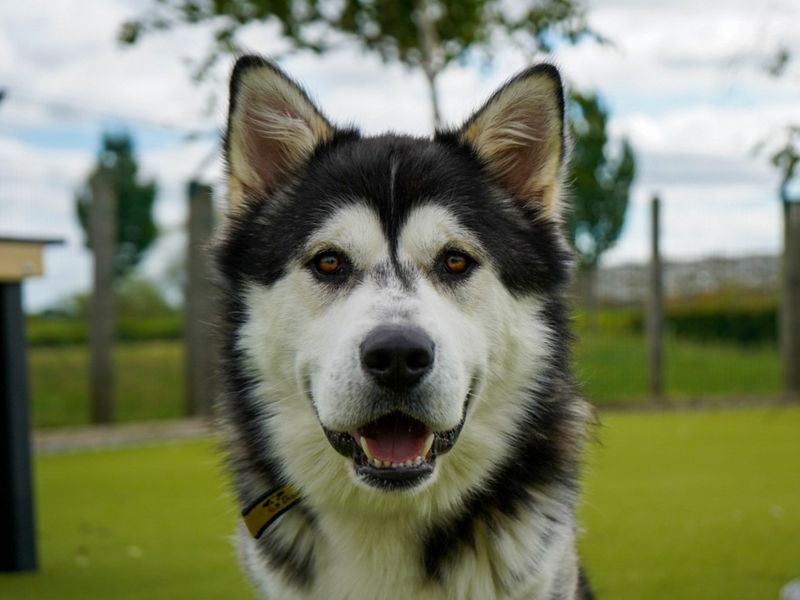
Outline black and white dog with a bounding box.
[214,55,593,599]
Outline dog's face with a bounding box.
[217,58,570,504]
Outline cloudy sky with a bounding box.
[1,0,798,311]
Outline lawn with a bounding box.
[1,407,798,599]
[574,331,781,403]
[27,334,781,428]
[29,341,185,428]
[0,440,255,600]
[579,408,800,599]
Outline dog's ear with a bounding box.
[224,56,333,211]
[450,65,566,219]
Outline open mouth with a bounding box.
[323,409,467,490]
[351,412,435,486]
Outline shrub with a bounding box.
[623,290,779,346]
[26,314,183,346]
[665,306,777,346]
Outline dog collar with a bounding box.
[242,485,301,539]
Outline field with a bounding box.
[1,408,798,599]
[579,408,800,599]
[27,333,781,427]
[29,341,185,428]
[574,331,781,403]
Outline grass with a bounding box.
[0,440,255,600]
[27,333,781,428]
[580,408,800,599]
[575,331,781,403]
[1,407,798,598]
[29,341,185,428]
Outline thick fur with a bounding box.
[214,55,594,599]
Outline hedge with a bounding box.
[625,304,778,346]
[26,315,184,346]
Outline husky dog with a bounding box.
[214,55,593,599]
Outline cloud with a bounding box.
[604,182,783,266]
[0,0,797,310]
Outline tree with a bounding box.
[76,132,158,282]
[566,90,636,313]
[119,0,600,128]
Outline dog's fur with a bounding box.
[214,55,593,599]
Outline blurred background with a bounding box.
[0,1,798,599]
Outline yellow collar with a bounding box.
[242,485,301,539]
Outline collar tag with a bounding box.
[242,485,301,539]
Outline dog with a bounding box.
[213,55,594,599]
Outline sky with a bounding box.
[0,0,798,311]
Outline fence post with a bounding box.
[648,194,664,403]
[185,181,216,417]
[782,200,800,400]
[89,168,116,424]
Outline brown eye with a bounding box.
[313,251,345,276]
[443,251,472,275]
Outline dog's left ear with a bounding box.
[224,56,334,212]
[448,65,566,219]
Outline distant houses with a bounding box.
[596,255,779,305]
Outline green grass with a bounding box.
[29,341,184,428]
[1,408,798,598]
[580,408,800,599]
[575,331,780,403]
[0,440,254,600]
[28,334,780,428]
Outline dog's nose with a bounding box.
[360,326,435,390]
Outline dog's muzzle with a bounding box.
[322,325,468,490]
[323,409,468,491]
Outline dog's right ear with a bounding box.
[224,56,333,211]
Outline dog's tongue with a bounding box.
[360,414,430,463]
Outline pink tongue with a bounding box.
[364,434,427,463]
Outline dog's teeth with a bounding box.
[359,436,374,461]
[422,433,434,458]
[368,452,433,469]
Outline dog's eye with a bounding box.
[312,251,346,276]
[442,250,474,275]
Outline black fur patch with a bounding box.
[258,508,317,588]
[577,566,595,600]
[216,132,571,297]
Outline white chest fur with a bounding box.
[237,502,578,600]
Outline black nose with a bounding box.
[360,326,435,390]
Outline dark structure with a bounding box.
[0,237,61,572]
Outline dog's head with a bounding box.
[216,56,572,507]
